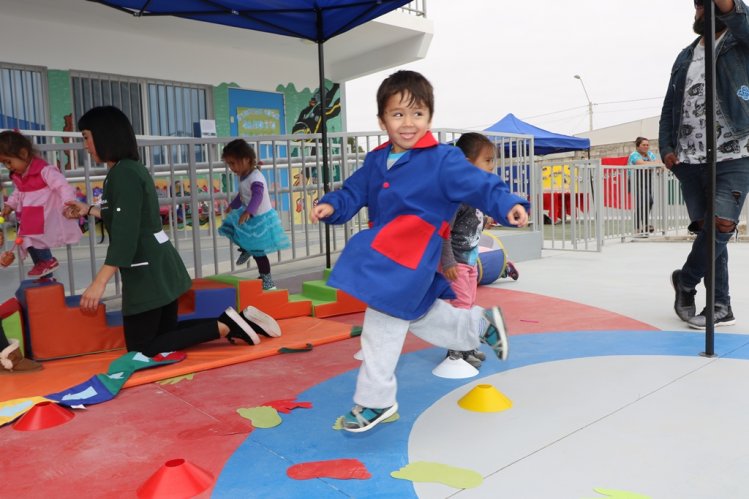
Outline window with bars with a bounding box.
[147,82,208,138]
[71,73,144,135]
[147,81,209,165]
[71,73,211,166]
[0,63,48,130]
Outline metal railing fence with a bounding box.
[0,128,537,302]
[536,159,749,251]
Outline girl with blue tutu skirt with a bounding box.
[219,139,290,290]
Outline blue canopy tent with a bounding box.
[88,0,412,267]
[484,113,590,156]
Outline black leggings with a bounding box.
[253,254,271,275]
[122,300,221,357]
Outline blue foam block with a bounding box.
[178,287,236,321]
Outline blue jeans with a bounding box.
[27,247,54,277]
[671,158,749,305]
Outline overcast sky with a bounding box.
[344,0,698,136]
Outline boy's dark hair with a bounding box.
[0,130,36,160]
[455,132,495,161]
[222,138,257,165]
[376,70,434,119]
[635,136,649,147]
[77,106,139,163]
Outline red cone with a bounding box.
[137,459,214,499]
[13,401,75,431]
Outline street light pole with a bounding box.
[574,74,593,131]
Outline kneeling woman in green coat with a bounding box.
[64,106,279,356]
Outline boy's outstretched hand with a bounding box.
[310,203,335,222]
[506,204,529,227]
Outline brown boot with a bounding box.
[0,339,42,374]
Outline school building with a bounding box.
[1,0,432,146]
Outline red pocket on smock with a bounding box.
[370,214,435,269]
[19,206,45,235]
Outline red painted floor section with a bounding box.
[2,287,658,498]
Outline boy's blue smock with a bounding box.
[320,132,531,320]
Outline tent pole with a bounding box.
[317,36,332,269]
[702,0,717,357]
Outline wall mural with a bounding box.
[276,81,343,224]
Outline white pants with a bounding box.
[354,300,484,408]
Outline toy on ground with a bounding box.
[476,232,507,285]
[0,236,22,268]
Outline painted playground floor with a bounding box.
[4,240,749,499]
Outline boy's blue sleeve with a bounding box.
[319,160,371,224]
[438,147,530,226]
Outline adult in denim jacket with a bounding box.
[660,0,749,329]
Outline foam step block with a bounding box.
[14,279,59,358]
[22,282,124,360]
[178,278,237,321]
[207,275,312,320]
[290,269,367,318]
[312,290,366,318]
[300,280,338,302]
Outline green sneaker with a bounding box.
[341,403,398,433]
[480,306,509,361]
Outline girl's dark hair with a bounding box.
[222,139,257,166]
[77,106,139,163]
[376,70,434,119]
[0,130,36,160]
[455,132,495,161]
[635,136,649,147]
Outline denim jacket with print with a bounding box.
[659,1,749,160]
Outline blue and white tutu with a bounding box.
[218,209,290,256]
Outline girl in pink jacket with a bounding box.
[0,131,81,277]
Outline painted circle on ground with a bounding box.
[211,331,749,498]
[409,355,749,498]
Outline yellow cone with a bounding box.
[457,384,512,413]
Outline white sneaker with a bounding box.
[241,306,281,337]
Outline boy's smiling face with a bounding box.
[378,91,432,153]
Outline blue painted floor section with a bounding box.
[212,330,749,497]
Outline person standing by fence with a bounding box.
[628,136,658,237]
[659,0,749,329]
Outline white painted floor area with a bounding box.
[411,355,749,499]
[407,240,749,499]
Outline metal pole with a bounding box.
[317,15,332,269]
[702,0,717,357]
[574,75,594,131]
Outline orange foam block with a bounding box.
[313,290,366,318]
[24,282,124,360]
[208,275,312,320]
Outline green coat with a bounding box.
[102,159,191,316]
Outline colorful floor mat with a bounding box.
[0,315,355,401]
